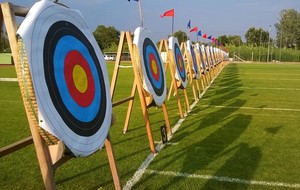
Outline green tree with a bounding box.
[275,9,300,49]
[217,35,230,46]
[93,25,120,51]
[0,31,10,53]
[173,30,187,44]
[245,27,269,47]
[228,35,243,47]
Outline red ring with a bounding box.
[149,53,160,81]
[177,54,184,71]
[64,50,95,107]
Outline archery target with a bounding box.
[17,0,112,157]
[205,46,212,69]
[133,27,166,106]
[201,44,209,71]
[196,43,207,74]
[168,36,187,89]
[208,46,215,66]
[186,40,199,79]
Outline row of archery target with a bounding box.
[16,0,229,157]
[116,27,229,153]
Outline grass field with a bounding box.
[0,53,12,64]
[1,62,300,189]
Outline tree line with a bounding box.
[1,8,299,61]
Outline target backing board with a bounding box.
[196,43,207,74]
[133,27,167,106]
[186,40,199,79]
[17,0,112,157]
[168,36,188,89]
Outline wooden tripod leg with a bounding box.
[162,102,172,135]
[27,119,56,189]
[183,88,190,112]
[123,81,137,133]
[167,80,174,101]
[174,86,183,119]
[144,108,156,153]
[200,76,205,91]
[191,81,198,101]
[195,80,201,99]
[136,81,156,153]
[105,134,121,190]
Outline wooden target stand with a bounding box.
[0,3,121,190]
[195,45,210,90]
[110,31,171,154]
[183,42,201,101]
[204,46,216,83]
[158,39,190,118]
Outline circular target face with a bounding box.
[44,21,106,137]
[196,43,206,74]
[169,36,187,89]
[204,46,212,69]
[17,1,112,157]
[187,40,199,79]
[133,27,167,106]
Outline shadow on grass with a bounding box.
[135,64,262,189]
[202,143,261,189]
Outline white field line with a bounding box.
[123,68,224,190]
[238,78,300,81]
[146,169,300,189]
[241,73,300,76]
[201,105,300,112]
[212,86,300,91]
[0,77,18,82]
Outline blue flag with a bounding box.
[187,19,191,29]
[208,35,212,40]
[197,30,202,36]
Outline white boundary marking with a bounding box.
[146,169,300,189]
[212,86,300,91]
[201,105,300,112]
[0,77,18,82]
[238,78,300,81]
[118,65,133,69]
[123,69,220,190]
[240,73,300,76]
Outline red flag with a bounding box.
[189,27,198,33]
[202,34,207,38]
[161,9,174,18]
[212,37,215,42]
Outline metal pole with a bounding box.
[172,15,174,36]
[138,0,143,27]
[279,28,282,62]
[267,25,271,63]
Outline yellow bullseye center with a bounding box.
[178,58,183,68]
[151,60,158,75]
[73,65,88,93]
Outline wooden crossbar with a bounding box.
[0,136,33,157]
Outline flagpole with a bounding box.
[172,15,174,35]
[138,0,143,27]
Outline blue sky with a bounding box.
[5,0,300,42]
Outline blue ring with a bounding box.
[175,44,186,82]
[145,45,163,89]
[190,45,198,74]
[53,35,101,122]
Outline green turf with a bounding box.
[0,53,12,64]
[1,62,300,189]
